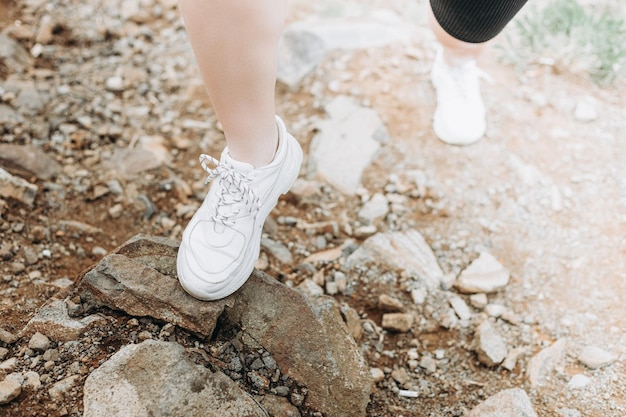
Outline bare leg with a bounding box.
[428,3,486,65]
[178,0,287,167]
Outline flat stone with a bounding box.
[308,96,385,195]
[22,300,104,342]
[467,388,538,417]
[358,193,389,225]
[0,358,17,372]
[0,377,22,405]
[345,230,444,290]
[0,167,38,206]
[527,338,568,388]
[259,394,301,417]
[378,294,405,312]
[381,313,414,333]
[224,271,371,417]
[449,295,473,321]
[14,82,47,116]
[100,146,169,178]
[0,144,62,180]
[260,237,293,264]
[278,29,327,88]
[0,104,24,130]
[568,374,591,389]
[557,408,582,417]
[0,327,18,344]
[83,340,267,417]
[578,346,617,369]
[469,293,488,309]
[0,34,32,73]
[77,234,231,337]
[456,252,510,294]
[474,321,508,367]
[49,375,80,400]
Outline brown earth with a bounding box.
[1,0,625,416]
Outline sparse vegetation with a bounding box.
[499,0,626,84]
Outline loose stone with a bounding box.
[28,332,51,352]
[381,313,414,333]
[578,346,616,369]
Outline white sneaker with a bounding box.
[177,116,303,300]
[431,47,490,145]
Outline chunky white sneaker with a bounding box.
[177,116,303,300]
[431,47,490,145]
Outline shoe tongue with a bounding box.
[222,150,254,173]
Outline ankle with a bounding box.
[226,124,279,168]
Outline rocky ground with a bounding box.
[0,0,625,416]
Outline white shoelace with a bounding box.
[199,154,260,226]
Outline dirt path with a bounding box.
[1,0,624,415]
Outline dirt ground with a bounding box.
[0,0,625,416]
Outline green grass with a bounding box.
[499,0,626,85]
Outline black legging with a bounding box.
[431,0,528,43]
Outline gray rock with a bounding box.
[49,375,80,400]
[28,332,51,352]
[224,271,372,417]
[578,346,616,369]
[370,368,385,383]
[260,394,301,417]
[22,300,104,342]
[358,193,389,225]
[474,321,508,367]
[0,377,22,405]
[345,230,444,290]
[0,348,8,360]
[469,293,488,309]
[467,388,537,417]
[449,295,473,321]
[527,338,568,388]
[309,96,385,195]
[455,252,510,294]
[381,313,414,333]
[278,29,327,88]
[14,82,47,116]
[0,167,38,206]
[83,340,266,417]
[261,237,294,264]
[0,358,17,372]
[557,408,582,417]
[77,234,231,337]
[100,147,169,178]
[0,144,62,180]
[0,34,32,73]
[567,374,591,389]
[419,356,437,374]
[378,294,405,312]
[0,327,18,344]
[0,104,24,130]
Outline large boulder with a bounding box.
[225,272,372,417]
[77,234,372,416]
